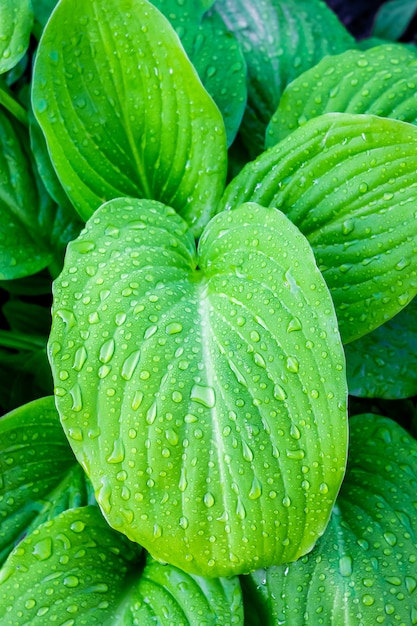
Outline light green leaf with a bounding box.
[242,413,417,625]
[222,112,417,343]
[48,196,347,577]
[346,297,417,399]
[215,0,354,156]
[32,0,227,236]
[0,108,53,279]
[267,44,417,146]
[0,506,243,625]
[151,0,247,146]
[0,0,33,75]
[373,0,417,41]
[0,397,89,565]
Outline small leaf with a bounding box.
[32,0,227,236]
[373,0,417,41]
[0,108,53,279]
[0,397,89,565]
[346,297,417,399]
[0,506,243,625]
[151,0,247,146]
[222,112,417,343]
[48,196,347,577]
[0,0,33,75]
[267,44,417,146]
[242,413,417,625]
[215,0,354,155]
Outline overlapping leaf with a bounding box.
[151,0,247,146]
[267,44,417,145]
[222,112,417,343]
[32,0,227,236]
[241,414,417,625]
[48,196,347,577]
[0,397,89,565]
[215,0,354,155]
[0,506,243,625]
[0,0,33,75]
[346,297,417,399]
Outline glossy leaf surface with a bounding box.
[242,413,417,625]
[267,44,417,145]
[48,197,347,577]
[32,0,227,236]
[222,113,417,343]
[373,0,417,41]
[152,0,247,146]
[0,506,243,625]
[346,297,417,399]
[215,0,354,155]
[0,0,33,74]
[0,397,88,565]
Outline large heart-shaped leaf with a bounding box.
[0,0,33,75]
[0,397,89,565]
[267,44,417,146]
[241,413,417,625]
[48,196,347,577]
[0,505,243,625]
[346,297,417,399]
[221,112,417,343]
[151,0,247,146]
[32,0,227,236]
[215,0,354,156]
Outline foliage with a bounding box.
[1,0,417,623]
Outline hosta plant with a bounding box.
[0,0,417,623]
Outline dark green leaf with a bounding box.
[242,414,417,625]
[267,44,417,146]
[0,349,53,413]
[222,113,417,343]
[215,0,354,156]
[346,297,417,399]
[373,0,417,41]
[2,299,50,336]
[0,397,89,565]
[32,0,227,236]
[48,196,347,577]
[0,0,33,75]
[151,0,247,146]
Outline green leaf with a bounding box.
[0,108,53,280]
[0,506,243,625]
[2,298,50,336]
[222,112,417,343]
[48,196,347,577]
[373,0,417,41]
[346,297,417,399]
[0,349,53,412]
[215,0,354,156]
[0,0,33,75]
[267,44,417,146]
[0,397,89,565]
[32,0,227,236]
[151,0,247,147]
[241,413,417,625]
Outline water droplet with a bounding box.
[190,384,216,408]
[242,440,254,462]
[290,424,301,440]
[67,427,83,442]
[146,401,157,424]
[236,497,246,519]
[70,520,86,533]
[282,495,291,508]
[121,350,141,380]
[319,482,329,494]
[395,258,411,271]
[362,594,375,606]
[32,538,52,561]
[287,317,302,332]
[250,330,260,342]
[286,448,305,460]
[204,492,215,508]
[96,476,112,514]
[172,391,183,403]
[249,477,262,500]
[286,356,299,373]
[359,182,368,194]
[383,532,397,546]
[131,390,144,410]
[339,555,353,576]
[72,346,87,371]
[69,384,83,412]
[107,439,125,464]
[56,309,76,329]
[273,384,287,401]
[166,322,183,335]
[99,338,115,363]
[398,293,410,306]
[179,468,187,492]
[64,575,80,588]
